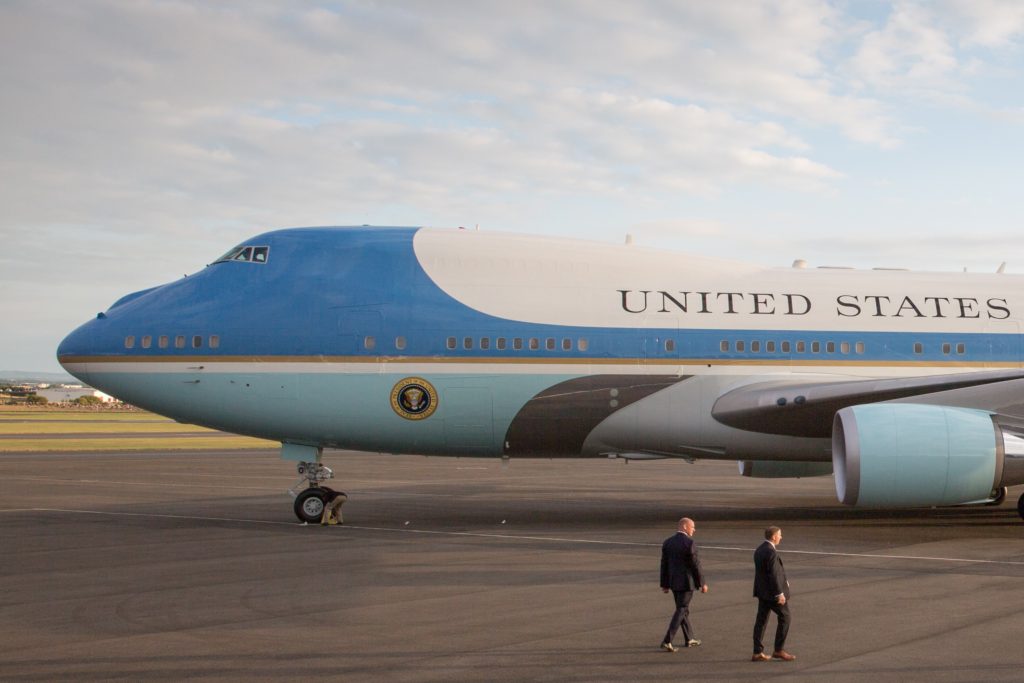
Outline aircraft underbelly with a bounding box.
[89,367,828,462]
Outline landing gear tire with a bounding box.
[985,487,1008,506]
[1018,492,1024,521]
[294,488,327,523]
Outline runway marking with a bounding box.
[5,507,1024,567]
[6,508,299,526]
[1,476,455,497]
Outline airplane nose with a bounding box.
[57,317,98,385]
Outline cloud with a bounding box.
[847,3,961,96]
[0,0,885,239]
[945,0,1024,47]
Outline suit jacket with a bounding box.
[660,532,704,592]
[753,540,790,601]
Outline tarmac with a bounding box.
[2,450,1024,682]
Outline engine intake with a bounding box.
[832,403,1024,507]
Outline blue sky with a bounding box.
[3,0,1024,373]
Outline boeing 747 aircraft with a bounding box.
[57,226,1024,522]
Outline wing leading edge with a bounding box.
[711,369,1024,438]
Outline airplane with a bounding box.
[56,226,1024,523]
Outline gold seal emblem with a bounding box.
[390,377,438,420]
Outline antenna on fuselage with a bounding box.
[997,262,1007,274]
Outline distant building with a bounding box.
[36,387,117,404]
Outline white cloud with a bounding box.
[945,0,1024,47]
[847,3,960,94]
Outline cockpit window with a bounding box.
[215,245,269,264]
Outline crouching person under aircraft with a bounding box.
[320,488,347,526]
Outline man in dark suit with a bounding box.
[752,525,795,662]
[659,517,708,652]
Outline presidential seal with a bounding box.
[390,377,438,420]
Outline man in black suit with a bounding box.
[659,517,708,652]
[751,525,795,662]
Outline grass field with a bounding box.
[0,406,277,452]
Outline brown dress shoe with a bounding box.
[751,653,771,661]
[772,650,796,661]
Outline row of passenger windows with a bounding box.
[721,340,865,354]
[122,334,969,357]
[714,340,967,355]
[124,335,220,350]
[444,336,589,352]
[920,342,967,355]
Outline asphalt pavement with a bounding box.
[2,450,1023,682]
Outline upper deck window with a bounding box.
[215,245,269,264]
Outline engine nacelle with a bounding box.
[739,460,833,478]
[832,403,1012,507]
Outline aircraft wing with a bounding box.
[711,369,1024,438]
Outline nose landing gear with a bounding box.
[289,461,340,524]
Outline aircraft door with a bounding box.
[336,309,382,358]
[985,321,1021,368]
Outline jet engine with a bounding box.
[832,403,1024,507]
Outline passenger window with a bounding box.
[766,341,775,353]
[210,335,220,349]
[463,337,473,350]
[840,342,850,354]
[141,335,152,349]
[513,338,523,350]
[480,338,490,350]
[956,343,965,354]
[446,337,456,350]
[191,335,202,349]
[913,342,923,354]
[942,343,951,355]
[577,339,588,351]
[796,341,805,353]
[124,336,135,349]
[720,340,729,352]
[497,338,507,350]
[364,336,376,350]
[395,336,406,350]
[159,335,168,349]
[751,341,761,353]
[811,341,820,353]
[175,335,185,349]
[826,341,835,353]
[563,338,572,351]
[545,338,555,351]
[855,342,864,354]
[529,338,539,350]
[665,339,675,352]
[781,341,791,353]
[736,340,745,352]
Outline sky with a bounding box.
[3,0,1024,373]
